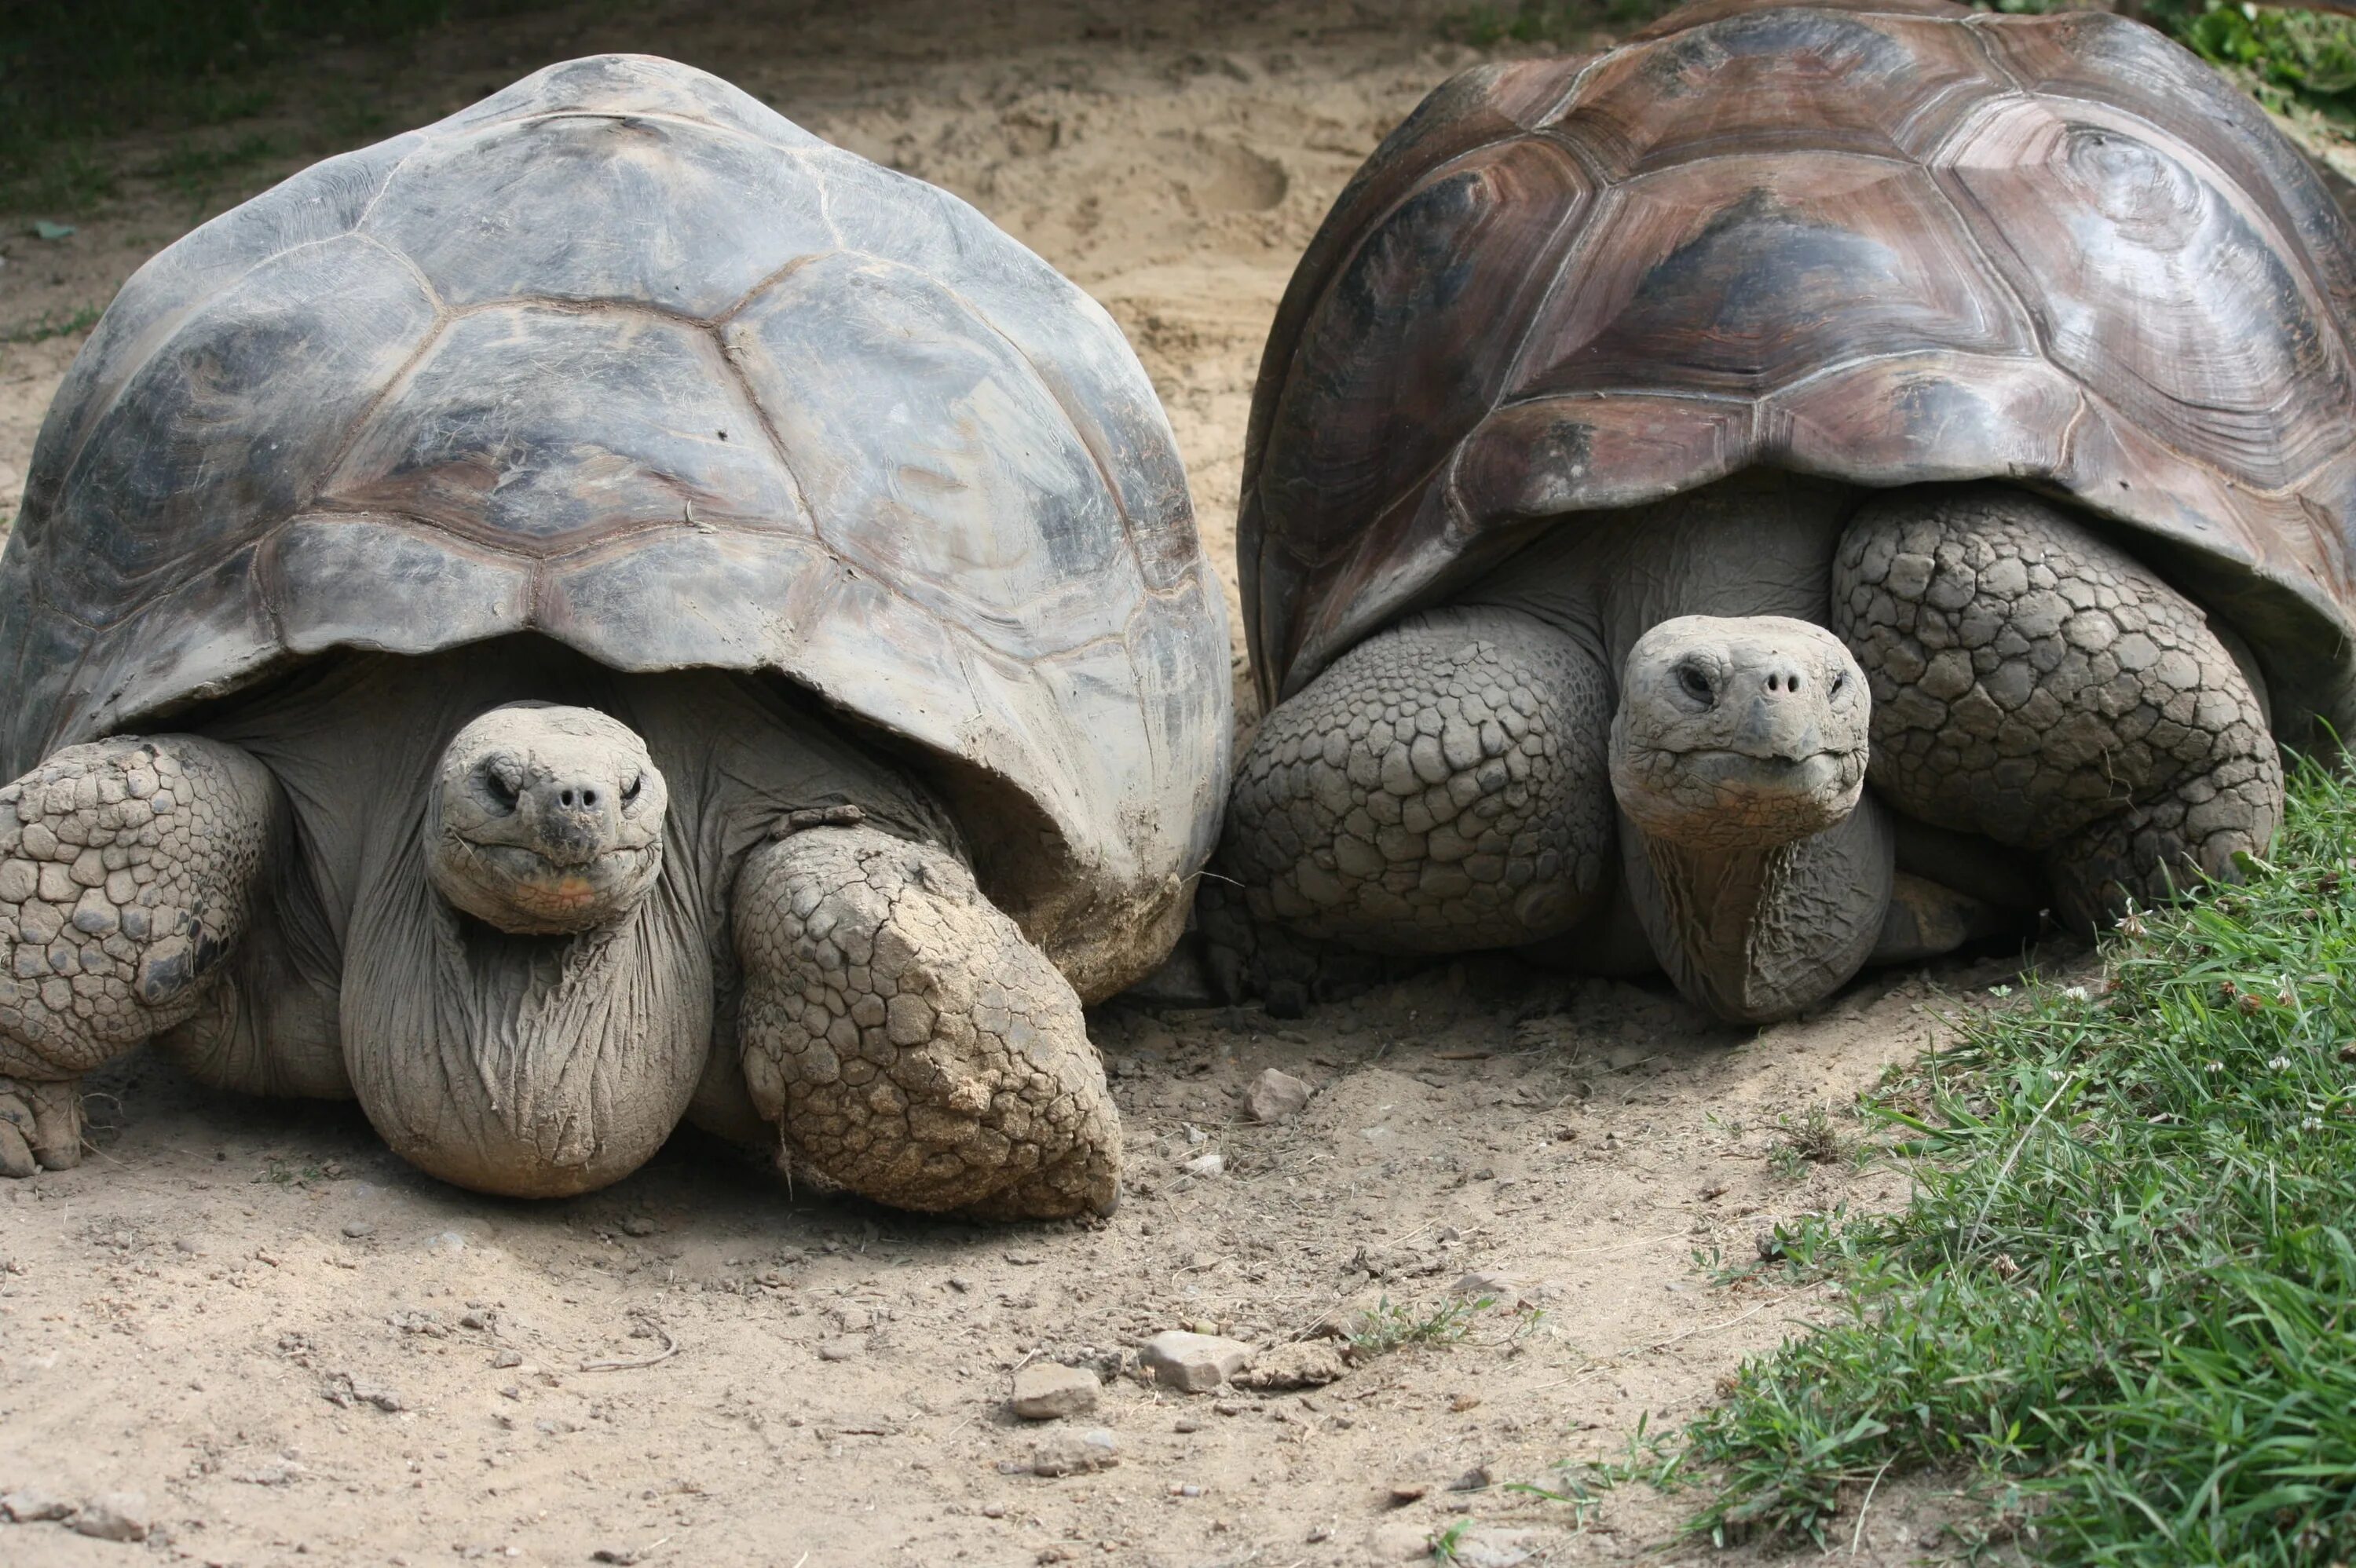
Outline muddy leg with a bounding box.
[734,824,1119,1219]
[0,736,280,1175]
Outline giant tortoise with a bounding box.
[0,55,1231,1218]
[1211,0,2356,1022]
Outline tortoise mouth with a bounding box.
[1614,744,1868,851]
[434,835,661,935]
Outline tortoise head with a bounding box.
[427,703,668,934]
[1608,615,1869,851]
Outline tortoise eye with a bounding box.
[481,767,521,813]
[620,773,643,806]
[1675,663,1716,706]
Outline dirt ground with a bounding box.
[0,3,2096,1564]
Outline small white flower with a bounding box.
[2302,1117,2325,1132]
[2207,1061,2226,1073]
[2061,985,2091,1003]
[2270,1057,2294,1072]
[1988,983,2014,998]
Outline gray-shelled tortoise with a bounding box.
[0,54,1231,1218]
[1209,0,2356,1023]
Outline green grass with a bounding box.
[2,305,104,346]
[1625,759,2356,1561]
[2143,0,2356,125]
[1349,1293,1498,1356]
[0,2,551,217]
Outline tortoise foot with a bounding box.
[734,824,1120,1220]
[0,1074,82,1176]
[0,735,281,1087]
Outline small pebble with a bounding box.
[1010,1361,1100,1420]
[341,1221,375,1239]
[619,1215,657,1237]
[817,1336,865,1362]
[1029,1427,1118,1477]
[0,1487,75,1522]
[72,1491,149,1542]
[1140,1329,1253,1393]
[1246,1067,1313,1123]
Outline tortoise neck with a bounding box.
[1619,794,1892,1025]
[340,803,713,1198]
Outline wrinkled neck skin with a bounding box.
[1619,798,1893,1025]
[344,819,712,1197]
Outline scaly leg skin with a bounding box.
[734,824,1119,1220]
[0,735,280,1175]
[1212,606,1615,1004]
[1835,484,2283,932]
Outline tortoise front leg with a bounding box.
[732,823,1120,1219]
[1835,484,2284,932]
[1209,605,1617,1012]
[0,735,281,1175]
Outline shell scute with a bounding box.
[1562,6,1994,174]
[1936,97,2354,491]
[1262,137,1592,572]
[723,252,1136,659]
[360,113,839,317]
[1513,156,2032,400]
[269,518,533,657]
[40,234,440,627]
[820,169,1203,597]
[325,305,805,550]
[432,53,826,159]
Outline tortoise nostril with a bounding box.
[581,788,599,809]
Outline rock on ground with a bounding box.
[1,1488,75,1522]
[1140,1329,1253,1392]
[1247,1066,1313,1122]
[1234,1339,1348,1390]
[1029,1427,1119,1477]
[1010,1361,1100,1420]
[71,1491,149,1542]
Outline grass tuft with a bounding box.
[1628,758,2356,1561]
[2,305,103,346]
[1349,1293,1497,1356]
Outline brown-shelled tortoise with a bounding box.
[1207,0,2356,1022]
[0,55,1232,1218]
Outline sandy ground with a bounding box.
[0,3,2105,1564]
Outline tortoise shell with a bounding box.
[0,54,1230,1000]
[1240,0,2356,744]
